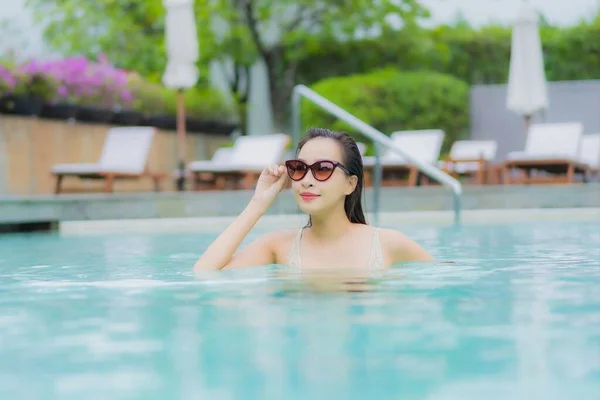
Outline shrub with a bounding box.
[12,70,58,102]
[128,74,237,121]
[297,19,600,86]
[0,55,133,107]
[162,86,236,122]
[39,55,134,109]
[301,68,470,153]
[0,52,238,123]
[126,73,167,115]
[0,58,59,102]
[0,64,16,96]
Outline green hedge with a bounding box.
[126,73,236,121]
[162,87,236,121]
[301,69,470,154]
[297,20,600,86]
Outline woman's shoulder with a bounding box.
[376,227,435,262]
[257,229,300,248]
[376,227,413,249]
[377,227,411,241]
[256,229,301,264]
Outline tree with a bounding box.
[196,1,259,133]
[26,0,428,132]
[26,0,169,81]
[196,0,429,131]
[25,0,251,129]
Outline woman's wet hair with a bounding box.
[297,127,367,226]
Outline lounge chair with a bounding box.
[440,140,498,184]
[580,133,600,181]
[51,127,163,193]
[186,147,234,190]
[362,130,445,186]
[502,122,587,184]
[188,133,290,190]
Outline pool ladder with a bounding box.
[290,84,463,225]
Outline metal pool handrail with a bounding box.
[290,84,463,225]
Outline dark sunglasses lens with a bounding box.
[286,161,307,180]
[313,161,335,181]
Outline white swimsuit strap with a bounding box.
[368,228,385,269]
[286,228,304,271]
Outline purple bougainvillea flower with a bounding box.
[0,65,17,91]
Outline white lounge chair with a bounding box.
[186,146,234,174]
[183,147,234,189]
[503,122,587,184]
[363,129,445,186]
[580,133,600,181]
[285,141,366,159]
[190,146,233,168]
[440,139,498,184]
[51,127,163,193]
[188,133,290,189]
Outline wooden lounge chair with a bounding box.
[440,140,498,184]
[362,130,445,187]
[51,127,163,193]
[187,133,290,190]
[186,147,234,190]
[502,122,587,184]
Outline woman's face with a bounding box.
[289,138,357,215]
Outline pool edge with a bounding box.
[58,207,600,236]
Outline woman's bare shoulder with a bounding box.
[257,229,300,263]
[377,227,412,241]
[256,229,299,249]
[377,227,435,262]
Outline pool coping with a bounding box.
[58,207,600,236]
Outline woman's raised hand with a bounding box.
[251,164,289,210]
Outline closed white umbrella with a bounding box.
[506,1,549,134]
[163,0,199,191]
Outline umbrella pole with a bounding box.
[524,114,532,135]
[176,88,186,191]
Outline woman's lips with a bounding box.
[300,193,319,201]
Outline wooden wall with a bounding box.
[0,115,232,195]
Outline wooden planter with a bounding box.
[76,106,114,124]
[142,114,176,130]
[112,110,143,126]
[0,95,44,116]
[40,102,79,120]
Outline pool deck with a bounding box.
[1,183,598,232]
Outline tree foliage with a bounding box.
[302,68,470,153]
[26,0,170,81]
[27,0,429,132]
[297,10,600,86]
[195,0,429,130]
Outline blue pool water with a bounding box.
[0,220,599,399]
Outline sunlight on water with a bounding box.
[0,220,599,399]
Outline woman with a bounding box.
[193,127,433,272]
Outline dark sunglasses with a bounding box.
[285,159,350,182]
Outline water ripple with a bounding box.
[0,220,598,400]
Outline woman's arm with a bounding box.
[193,164,290,272]
[193,199,274,271]
[381,229,435,263]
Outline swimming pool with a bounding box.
[1,218,599,399]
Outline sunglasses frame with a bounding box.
[285,159,351,182]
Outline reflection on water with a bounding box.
[0,220,599,399]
